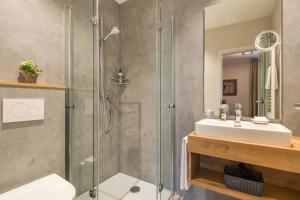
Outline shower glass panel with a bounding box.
[158,1,174,199]
[66,0,99,199]
[66,0,174,199]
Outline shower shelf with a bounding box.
[112,82,127,85]
[111,79,129,85]
[0,81,66,89]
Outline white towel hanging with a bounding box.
[265,65,278,90]
[180,136,190,191]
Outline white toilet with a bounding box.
[0,174,76,200]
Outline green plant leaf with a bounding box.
[20,59,43,74]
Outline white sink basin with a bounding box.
[195,119,292,147]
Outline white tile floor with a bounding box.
[76,173,172,200]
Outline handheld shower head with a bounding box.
[110,27,120,35]
[104,27,120,41]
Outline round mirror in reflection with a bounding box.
[255,30,280,52]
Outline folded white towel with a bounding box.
[180,136,190,191]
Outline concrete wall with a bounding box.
[0,88,65,193]
[0,0,67,85]
[0,0,67,193]
[174,0,300,199]
[174,1,225,199]
[282,0,300,135]
[99,0,121,183]
[120,0,157,184]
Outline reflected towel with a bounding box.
[180,136,190,190]
[265,65,278,90]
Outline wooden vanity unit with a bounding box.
[188,132,300,200]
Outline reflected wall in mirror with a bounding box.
[204,0,282,120]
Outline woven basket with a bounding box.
[18,72,38,83]
[224,165,264,197]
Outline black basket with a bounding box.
[224,164,264,197]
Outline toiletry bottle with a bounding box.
[224,101,229,118]
[205,109,215,119]
[118,69,124,83]
[219,100,229,120]
[234,103,242,127]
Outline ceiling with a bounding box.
[205,0,278,30]
[115,0,128,4]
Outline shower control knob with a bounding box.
[168,104,176,109]
[66,105,75,110]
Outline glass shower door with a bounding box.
[66,0,99,199]
[257,52,266,116]
[158,1,174,199]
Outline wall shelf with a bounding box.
[190,166,300,200]
[188,132,300,173]
[0,81,66,90]
[188,132,300,200]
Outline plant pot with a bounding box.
[18,72,38,83]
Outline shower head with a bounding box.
[104,27,120,41]
[110,27,120,35]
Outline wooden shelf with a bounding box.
[188,132,300,174]
[188,132,300,200]
[190,167,300,200]
[0,81,66,90]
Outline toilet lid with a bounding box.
[0,174,76,200]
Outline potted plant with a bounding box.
[18,60,43,83]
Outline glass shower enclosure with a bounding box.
[158,0,175,199]
[65,0,99,197]
[65,0,174,199]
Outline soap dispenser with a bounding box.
[234,103,242,127]
[219,99,229,120]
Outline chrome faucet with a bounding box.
[234,103,242,127]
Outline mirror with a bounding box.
[204,0,282,120]
[255,30,280,51]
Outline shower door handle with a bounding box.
[168,104,175,109]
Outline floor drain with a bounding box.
[130,186,140,193]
